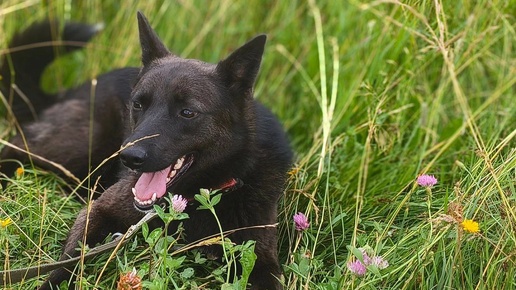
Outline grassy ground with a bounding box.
[1,0,515,289]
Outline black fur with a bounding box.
[1,20,103,123]
[1,20,136,191]
[1,12,292,290]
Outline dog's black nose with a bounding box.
[120,147,147,170]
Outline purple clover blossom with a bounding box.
[370,256,389,269]
[171,194,188,213]
[359,248,372,265]
[417,174,437,187]
[293,212,310,231]
[348,247,389,276]
[347,260,367,276]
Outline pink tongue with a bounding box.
[134,165,171,201]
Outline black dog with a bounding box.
[1,12,292,289]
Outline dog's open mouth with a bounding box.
[132,154,194,211]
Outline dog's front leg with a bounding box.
[39,175,142,290]
[248,233,283,290]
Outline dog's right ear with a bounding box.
[216,34,267,98]
[137,11,170,66]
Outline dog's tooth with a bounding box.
[151,192,157,202]
[132,187,136,196]
[166,177,171,183]
[169,170,177,178]
[174,158,183,170]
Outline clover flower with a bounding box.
[117,268,142,290]
[417,174,437,187]
[347,260,367,276]
[370,256,389,269]
[293,212,310,231]
[348,247,389,276]
[461,219,479,233]
[171,194,188,213]
[359,248,372,265]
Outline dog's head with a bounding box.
[120,12,265,211]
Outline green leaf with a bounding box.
[210,193,222,206]
[367,264,382,277]
[347,245,364,263]
[145,228,163,245]
[153,204,166,219]
[221,283,237,290]
[154,236,166,254]
[194,251,207,264]
[181,267,194,279]
[239,241,256,286]
[298,255,310,276]
[164,256,186,270]
[142,221,149,239]
[194,193,211,209]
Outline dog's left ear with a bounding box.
[216,34,267,97]
[137,11,170,66]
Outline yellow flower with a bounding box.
[461,219,479,233]
[0,218,13,228]
[288,167,300,176]
[16,167,24,177]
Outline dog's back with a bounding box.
[0,21,138,190]
[0,20,101,123]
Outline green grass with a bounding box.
[1,0,515,289]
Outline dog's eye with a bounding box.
[180,109,197,119]
[133,101,143,110]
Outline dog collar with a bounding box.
[186,177,243,203]
[217,177,243,193]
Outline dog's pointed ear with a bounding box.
[137,11,170,66]
[216,34,267,97]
